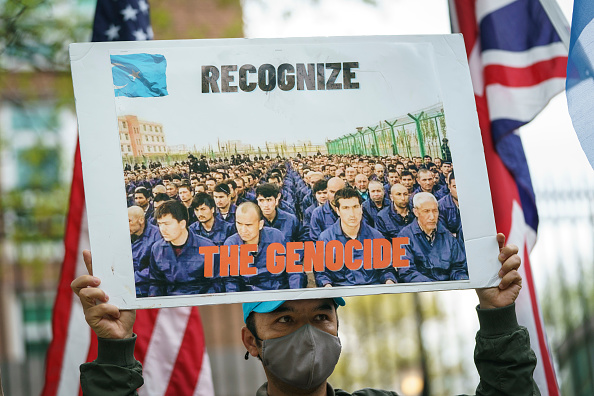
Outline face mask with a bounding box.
[260,324,342,390]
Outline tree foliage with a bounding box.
[1,0,92,70]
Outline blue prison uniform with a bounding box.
[397,220,468,283]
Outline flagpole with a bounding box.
[539,0,571,49]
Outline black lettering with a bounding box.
[317,63,325,90]
[296,63,315,90]
[202,65,220,93]
[258,64,276,91]
[343,62,359,89]
[325,63,342,90]
[278,64,295,91]
[239,64,257,92]
[220,65,238,93]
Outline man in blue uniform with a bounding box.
[299,171,324,216]
[362,180,390,227]
[188,192,235,246]
[128,206,161,297]
[399,170,415,194]
[213,182,237,224]
[255,183,303,243]
[438,172,464,244]
[224,202,306,292]
[376,183,415,239]
[398,192,468,283]
[354,173,369,201]
[302,179,328,234]
[316,188,397,287]
[383,169,400,197]
[133,187,154,224]
[309,177,345,241]
[410,168,447,202]
[149,200,220,296]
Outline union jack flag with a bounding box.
[448,0,567,394]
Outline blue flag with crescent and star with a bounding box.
[111,53,168,97]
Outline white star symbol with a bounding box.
[138,0,149,13]
[146,26,154,39]
[120,5,138,21]
[104,24,120,40]
[133,29,147,41]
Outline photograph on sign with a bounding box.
[70,35,501,309]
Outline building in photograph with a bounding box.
[118,115,167,157]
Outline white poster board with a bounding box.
[69,35,500,309]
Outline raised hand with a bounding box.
[70,250,136,339]
[476,233,522,309]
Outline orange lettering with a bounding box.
[286,242,304,273]
[391,237,410,268]
[266,243,285,274]
[240,244,258,276]
[363,238,373,269]
[220,245,239,276]
[344,239,362,270]
[199,245,219,277]
[372,238,391,269]
[303,241,325,272]
[325,240,344,271]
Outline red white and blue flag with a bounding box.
[448,0,567,394]
[41,1,214,395]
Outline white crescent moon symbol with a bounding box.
[114,83,128,89]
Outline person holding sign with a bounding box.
[72,234,537,395]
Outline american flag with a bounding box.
[41,1,214,395]
[448,0,567,394]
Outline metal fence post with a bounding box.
[407,112,425,158]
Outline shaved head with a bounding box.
[128,205,145,220]
[237,201,263,220]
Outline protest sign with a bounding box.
[69,35,500,309]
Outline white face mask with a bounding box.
[260,324,342,390]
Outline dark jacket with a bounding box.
[263,208,304,243]
[223,227,305,291]
[79,304,540,396]
[397,220,468,283]
[438,193,464,245]
[148,231,220,296]
[375,204,415,240]
[361,197,390,228]
[309,201,338,241]
[216,203,236,225]
[188,217,235,246]
[316,220,397,287]
[131,224,161,298]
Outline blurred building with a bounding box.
[118,115,167,157]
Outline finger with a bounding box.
[499,254,521,277]
[79,287,109,310]
[499,269,522,290]
[499,244,519,262]
[496,233,505,250]
[86,303,122,323]
[71,275,100,296]
[83,250,93,276]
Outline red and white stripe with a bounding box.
[41,140,214,396]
